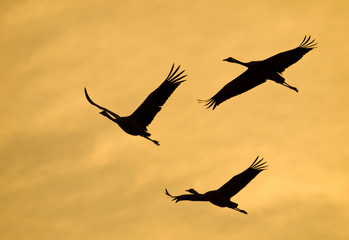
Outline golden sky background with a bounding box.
[1,0,349,239]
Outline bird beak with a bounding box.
[223,58,228,61]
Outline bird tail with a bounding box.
[197,98,217,110]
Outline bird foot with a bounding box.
[290,86,299,92]
[234,207,248,214]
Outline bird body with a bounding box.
[165,156,267,214]
[199,36,317,109]
[85,64,186,146]
[99,112,147,136]
[203,190,239,208]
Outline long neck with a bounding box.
[225,57,249,67]
[186,193,207,202]
[176,192,207,202]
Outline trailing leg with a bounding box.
[270,73,298,93]
[281,82,298,92]
[234,207,248,214]
[144,136,160,146]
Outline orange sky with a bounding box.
[1,0,349,239]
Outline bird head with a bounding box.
[186,188,200,195]
[99,111,109,117]
[99,110,118,120]
[223,57,249,67]
[223,57,239,63]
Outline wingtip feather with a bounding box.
[250,156,267,171]
[166,64,186,84]
[198,98,217,110]
[164,64,175,81]
[299,35,317,49]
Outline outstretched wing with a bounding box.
[216,156,267,199]
[198,70,265,110]
[262,35,317,73]
[130,64,186,127]
[165,189,206,203]
[84,88,119,118]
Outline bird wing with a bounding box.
[216,156,267,199]
[198,70,265,110]
[130,64,186,127]
[262,35,317,73]
[84,88,119,118]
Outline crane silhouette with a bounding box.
[84,64,186,146]
[199,35,317,109]
[165,156,267,214]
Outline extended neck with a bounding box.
[223,57,249,67]
[189,193,206,202]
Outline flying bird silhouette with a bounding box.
[84,64,186,146]
[199,35,317,109]
[165,156,267,214]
